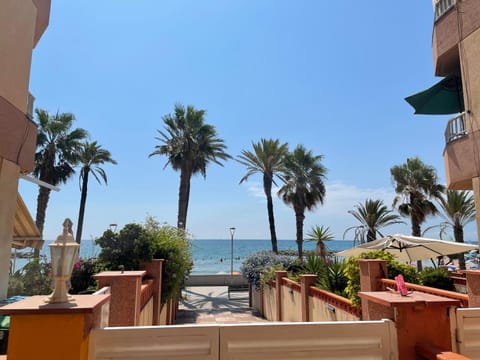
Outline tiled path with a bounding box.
[175,286,266,324]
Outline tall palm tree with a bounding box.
[76,141,117,244]
[390,157,444,270]
[279,145,327,259]
[149,104,231,229]
[307,225,334,262]
[344,199,404,245]
[33,109,87,248]
[237,139,288,253]
[424,190,476,270]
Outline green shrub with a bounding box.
[8,258,53,296]
[146,220,193,304]
[344,250,420,306]
[70,258,99,294]
[95,217,193,304]
[96,224,155,271]
[419,267,454,291]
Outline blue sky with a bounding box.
[19,1,477,242]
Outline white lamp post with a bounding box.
[230,227,236,276]
[46,218,79,303]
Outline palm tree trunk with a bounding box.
[411,212,423,271]
[177,167,191,229]
[35,186,51,257]
[264,175,278,254]
[367,229,376,243]
[76,170,89,244]
[294,207,305,259]
[454,224,466,270]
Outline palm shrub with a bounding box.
[318,258,348,297]
[344,251,419,306]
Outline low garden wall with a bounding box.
[252,271,360,322]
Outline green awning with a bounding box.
[405,74,464,115]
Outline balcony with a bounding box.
[434,0,456,21]
[445,112,466,144]
[443,112,480,190]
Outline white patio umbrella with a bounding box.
[335,234,478,262]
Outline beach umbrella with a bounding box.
[335,234,477,262]
[405,74,464,115]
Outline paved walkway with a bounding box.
[175,286,266,324]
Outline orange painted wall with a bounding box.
[8,314,89,360]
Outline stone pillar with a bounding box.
[140,259,164,325]
[94,270,145,326]
[359,259,388,321]
[0,294,110,360]
[300,274,317,322]
[0,158,19,300]
[275,271,287,321]
[465,270,480,307]
[359,259,388,292]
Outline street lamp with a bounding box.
[109,223,117,232]
[230,227,236,276]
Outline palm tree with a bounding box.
[279,145,327,259]
[76,141,117,244]
[149,104,231,229]
[424,190,476,270]
[33,109,88,247]
[344,199,404,245]
[390,157,444,270]
[307,225,334,262]
[237,139,288,253]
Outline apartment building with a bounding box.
[0,0,51,298]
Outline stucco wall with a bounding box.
[139,297,154,326]
[0,0,37,111]
[263,285,276,321]
[309,296,360,322]
[281,286,302,322]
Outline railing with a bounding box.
[434,0,456,21]
[140,279,154,309]
[282,277,301,292]
[445,112,467,144]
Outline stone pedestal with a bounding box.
[360,291,459,360]
[464,270,480,307]
[0,294,110,360]
[94,270,145,327]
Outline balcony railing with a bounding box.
[434,0,456,21]
[445,112,467,144]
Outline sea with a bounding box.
[12,239,354,275]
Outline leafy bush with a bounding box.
[70,258,99,294]
[344,250,420,306]
[145,220,193,303]
[8,258,53,296]
[419,267,454,291]
[241,251,300,289]
[96,224,155,271]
